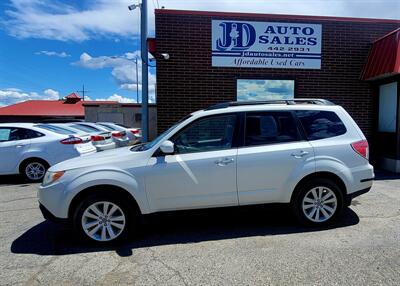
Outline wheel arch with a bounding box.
[19,157,50,174]
[290,171,347,204]
[68,184,141,221]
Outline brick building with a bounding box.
[153,9,400,171]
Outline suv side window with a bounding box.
[295,110,347,140]
[172,114,237,154]
[245,111,300,146]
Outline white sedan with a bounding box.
[96,122,141,145]
[0,123,96,182]
[62,123,116,151]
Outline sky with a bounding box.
[0,0,399,107]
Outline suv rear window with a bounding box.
[295,110,346,140]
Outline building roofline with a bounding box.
[83,102,157,107]
[155,9,400,24]
[373,27,400,43]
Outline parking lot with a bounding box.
[0,172,399,286]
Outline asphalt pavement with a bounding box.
[0,172,399,285]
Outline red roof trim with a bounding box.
[155,9,400,24]
[361,29,400,81]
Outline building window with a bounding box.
[378,82,397,133]
[237,79,295,101]
[135,113,142,122]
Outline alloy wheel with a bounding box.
[81,201,126,242]
[25,162,46,181]
[302,186,338,223]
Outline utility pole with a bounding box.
[77,84,90,101]
[141,0,149,142]
[128,0,148,141]
[135,57,139,103]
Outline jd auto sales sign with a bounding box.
[212,20,322,69]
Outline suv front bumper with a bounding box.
[39,203,69,224]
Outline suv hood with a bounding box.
[49,146,148,172]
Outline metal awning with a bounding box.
[361,28,400,81]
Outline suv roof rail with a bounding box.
[206,99,335,110]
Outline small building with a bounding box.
[0,93,157,138]
[83,102,157,139]
[0,93,93,123]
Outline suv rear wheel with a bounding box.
[73,194,135,244]
[292,178,344,226]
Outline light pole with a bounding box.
[134,57,139,103]
[129,0,149,142]
[110,55,139,103]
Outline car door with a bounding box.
[0,127,31,174]
[237,111,314,205]
[145,113,240,211]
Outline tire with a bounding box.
[292,178,344,226]
[73,194,136,244]
[21,159,49,182]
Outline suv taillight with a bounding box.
[60,137,83,144]
[91,135,105,142]
[351,140,369,160]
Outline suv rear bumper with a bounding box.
[345,186,372,206]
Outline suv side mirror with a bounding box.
[159,140,174,154]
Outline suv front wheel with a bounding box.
[73,194,135,244]
[292,178,344,226]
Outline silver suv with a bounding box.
[39,99,374,244]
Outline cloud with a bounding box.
[1,0,398,41]
[44,88,60,98]
[94,94,137,103]
[2,0,141,41]
[35,50,70,57]
[74,52,130,69]
[73,51,156,102]
[0,88,60,107]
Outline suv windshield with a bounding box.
[131,114,192,152]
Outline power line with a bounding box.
[77,84,90,101]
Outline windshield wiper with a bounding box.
[130,142,147,151]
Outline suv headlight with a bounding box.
[42,171,65,186]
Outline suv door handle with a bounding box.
[291,150,309,158]
[215,157,235,166]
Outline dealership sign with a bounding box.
[212,20,322,69]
